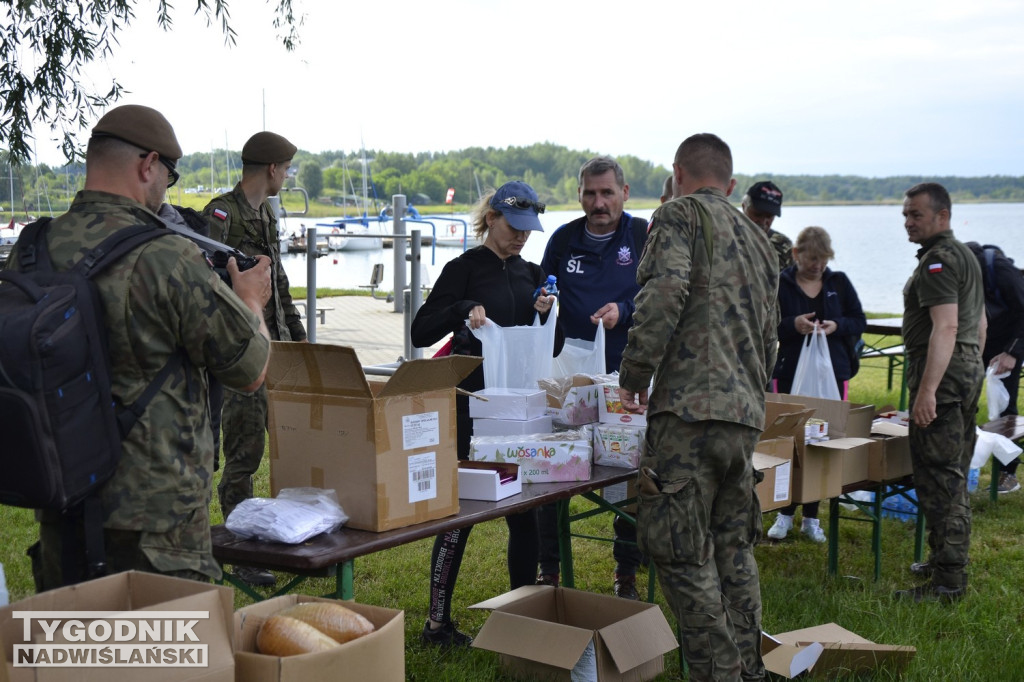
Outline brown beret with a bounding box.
[91,104,182,160]
[241,131,297,165]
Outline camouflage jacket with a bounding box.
[619,188,780,430]
[7,190,269,578]
[204,183,306,342]
[903,229,984,355]
[768,228,794,270]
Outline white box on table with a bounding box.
[469,431,592,483]
[469,388,548,421]
[593,423,644,469]
[458,461,522,501]
[597,382,647,427]
[473,415,552,437]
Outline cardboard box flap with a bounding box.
[773,622,873,646]
[267,342,370,397]
[598,609,678,673]
[872,421,909,437]
[377,355,482,398]
[807,437,876,451]
[469,584,549,611]
[761,408,815,441]
[753,452,790,469]
[814,642,916,676]
[472,611,595,671]
[762,638,824,678]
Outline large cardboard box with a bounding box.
[470,433,592,483]
[753,450,792,511]
[0,571,234,682]
[471,586,677,682]
[762,622,915,679]
[766,393,873,439]
[266,343,480,532]
[233,595,403,682]
[868,421,912,482]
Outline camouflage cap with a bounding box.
[91,105,182,161]
[241,131,297,164]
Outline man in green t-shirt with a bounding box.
[895,182,986,603]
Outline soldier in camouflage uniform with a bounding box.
[742,180,793,271]
[203,131,306,587]
[895,182,985,603]
[5,105,272,589]
[618,134,779,681]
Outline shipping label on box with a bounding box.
[473,415,553,437]
[754,451,792,511]
[469,388,548,420]
[598,382,647,426]
[546,383,601,426]
[470,434,592,483]
[593,423,644,469]
[234,595,404,682]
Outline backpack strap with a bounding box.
[13,217,54,271]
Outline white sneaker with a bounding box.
[801,518,827,543]
[767,514,794,540]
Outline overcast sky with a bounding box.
[28,0,1024,177]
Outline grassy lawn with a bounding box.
[1,329,1022,680]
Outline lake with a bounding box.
[279,202,1024,314]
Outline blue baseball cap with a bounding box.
[490,181,545,232]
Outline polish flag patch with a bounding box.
[928,263,943,274]
[212,208,228,221]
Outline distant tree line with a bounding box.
[3,145,1024,218]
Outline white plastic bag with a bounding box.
[470,305,557,389]
[225,487,349,544]
[791,326,841,400]
[986,366,1011,421]
[552,322,606,378]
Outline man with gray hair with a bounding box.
[537,155,650,599]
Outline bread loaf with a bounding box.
[278,602,376,644]
[257,614,341,656]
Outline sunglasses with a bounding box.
[139,152,180,188]
[497,196,546,214]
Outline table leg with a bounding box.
[827,498,839,576]
[990,459,1000,503]
[340,560,354,600]
[557,498,575,589]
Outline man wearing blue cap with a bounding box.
[743,180,792,270]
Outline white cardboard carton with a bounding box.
[593,423,644,469]
[546,381,601,427]
[458,461,522,501]
[473,415,553,437]
[598,383,647,427]
[470,432,592,483]
[469,388,548,420]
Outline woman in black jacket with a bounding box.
[411,180,559,647]
[767,226,866,543]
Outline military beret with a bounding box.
[241,131,297,165]
[91,105,182,161]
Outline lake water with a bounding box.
[280,202,1024,314]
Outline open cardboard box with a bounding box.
[266,343,480,532]
[0,571,234,682]
[868,420,912,482]
[470,586,677,681]
[458,461,522,501]
[234,595,403,682]
[762,622,915,678]
[753,450,792,511]
[544,375,601,427]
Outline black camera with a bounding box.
[206,249,260,287]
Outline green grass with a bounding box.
[2,330,1022,680]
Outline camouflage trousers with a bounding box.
[638,415,763,682]
[907,348,983,589]
[31,522,212,593]
[217,383,269,520]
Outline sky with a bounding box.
[25,0,1024,177]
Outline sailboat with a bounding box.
[320,144,386,251]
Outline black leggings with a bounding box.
[427,509,538,623]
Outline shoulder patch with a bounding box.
[928,262,943,274]
[212,208,228,221]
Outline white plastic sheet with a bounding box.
[470,306,557,389]
[225,487,349,544]
[971,428,1023,469]
[985,366,1011,421]
[791,326,841,401]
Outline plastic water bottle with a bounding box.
[535,275,558,299]
[968,467,980,493]
[0,562,8,606]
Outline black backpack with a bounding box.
[0,218,183,582]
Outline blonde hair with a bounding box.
[471,189,500,241]
[794,226,835,261]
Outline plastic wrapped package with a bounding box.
[226,487,349,544]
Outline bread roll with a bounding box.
[278,602,375,644]
[257,614,341,656]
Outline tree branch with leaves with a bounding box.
[0,0,300,165]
